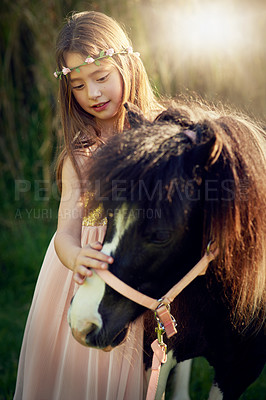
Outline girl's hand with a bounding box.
[73,241,114,284]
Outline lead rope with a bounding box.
[146,312,170,400]
[146,305,176,400]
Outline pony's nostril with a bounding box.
[86,323,98,337]
[70,322,99,347]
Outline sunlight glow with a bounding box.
[182,7,241,50]
[166,2,249,56]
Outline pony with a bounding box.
[68,102,266,399]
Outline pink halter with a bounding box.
[94,245,218,400]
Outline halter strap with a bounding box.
[95,247,218,311]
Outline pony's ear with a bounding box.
[154,107,191,127]
[124,102,149,128]
[190,122,223,170]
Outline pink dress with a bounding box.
[14,211,146,400]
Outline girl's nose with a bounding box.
[87,84,101,100]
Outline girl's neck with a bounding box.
[96,117,117,142]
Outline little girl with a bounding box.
[14,11,190,400]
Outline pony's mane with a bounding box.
[202,111,265,331]
[85,102,266,330]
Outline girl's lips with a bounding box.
[91,101,110,112]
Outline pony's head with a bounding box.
[68,102,266,348]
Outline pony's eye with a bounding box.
[150,230,171,245]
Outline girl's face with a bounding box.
[65,52,124,131]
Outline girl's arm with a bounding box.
[54,157,113,284]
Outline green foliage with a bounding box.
[190,358,266,400]
[0,0,265,398]
[164,357,266,399]
[0,217,57,399]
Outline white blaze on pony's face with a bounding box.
[67,271,105,346]
[68,203,137,346]
[102,203,137,257]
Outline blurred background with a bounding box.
[0,0,265,398]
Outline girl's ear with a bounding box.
[124,102,150,128]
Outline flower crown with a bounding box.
[54,47,140,79]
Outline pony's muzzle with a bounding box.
[68,302,100,346]
[67,272,105,346]
[71,324,99,347]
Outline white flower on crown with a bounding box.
[85,57,95,64]
[62,67,71,75]
[106,48,115,57]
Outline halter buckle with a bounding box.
[155,322,165,345]
[155,302,177,339]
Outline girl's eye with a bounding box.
[72,84,84,90]
[97,74,109,82]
